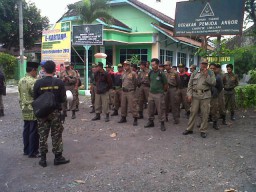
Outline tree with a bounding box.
[67,0,112,24]
[0,0,49,51]
[244,0,256,29]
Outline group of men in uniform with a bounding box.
[89,58,238,138]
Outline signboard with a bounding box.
[174,0,245,36]
[72,24,103,45]
[207,56,234,73]
[41,22,71,64]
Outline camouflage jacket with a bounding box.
[18,74,37,120]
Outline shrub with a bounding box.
[235,84,256,109]
[0,52,17,79]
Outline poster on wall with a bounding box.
[41,21,71,66]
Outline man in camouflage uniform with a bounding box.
[60,61,77,119]
[164,61,180,124]
[18,62,40,157]
[223,64,239,120]
[70,63,81,111]
[90,63,97,113]
[209,63,223,130]
[144,58,168,131]
[33,60,70,167]
[111,64,123,116]
[183,58,216,138]
[216,64,227,125]
[137,61,150,119]
[118,61,139,126]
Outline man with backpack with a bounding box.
[91,62,113,122]
[144,58,168,131]
[33,60,70,167]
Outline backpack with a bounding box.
[32,79,57,118]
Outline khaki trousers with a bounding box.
[167,87,180,120]
[210,97,219,121]
[148,92,165,122]
[95,91,110,115]
[138,85,149,111]
[187,98,211,133]
[113,89,122,110]
[62,86,76,111]
[179,88,190,113]
[225,93,236,113]
[90,85,96,107]
[121,91,139,118]
[218,90,225,116]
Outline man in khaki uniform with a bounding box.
[118,61,139,126]
[183,58,216,138]
[111,64,123,116]
[144,58,168,131]
[137,61,150,119]
[90,63,98,113]
[92,62,113,122]
[164,61,180,124]
[60,61,77,119]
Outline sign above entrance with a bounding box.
[72,24,103,45]
[174,0,245,36]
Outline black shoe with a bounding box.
[39,154,47,167]
[89,107,95,113]
[160,122,166,131]
[200,132,207,138]
[29,153,41,158]
[183,130,193,135]
[213,121,219,130]
[54,155,70,166]
[111,110,118,116]
[71,111,76,119]
[92,113,100,121]
[0,109,4,117]
[133,117,138,126]
[144,120,154,128]
[118,116,127,123]
[138,111,143,119]
[105,114,110,122]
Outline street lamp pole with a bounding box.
[18,0,24,77]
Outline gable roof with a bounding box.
[127,0,174,28]
[151,23,214,50]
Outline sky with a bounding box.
[27,0,187,24]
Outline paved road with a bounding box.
[0,92,255,192]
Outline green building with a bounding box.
[56,0,212,71]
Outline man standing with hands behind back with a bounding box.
[183,58,216,138]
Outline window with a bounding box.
[177,52,187,65]
[160,49,173,64]
[119,49,148,63]
[189,54,194,65]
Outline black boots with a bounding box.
[138,111,143,119]
[71,110,76,119]
[231,112,235,121]
[222,115,227,125]
[213,121,219,130]
[54,154,70,165]
[111,109,118,116]
[0,109,4,117]
[133,117,138,126]
[90,107,95,113]
[105,113,110,122]
[144,120,154,128]
[118,116,127,123]
[39,154,47,167]
[92,113,100,121]
[160,121,166,131]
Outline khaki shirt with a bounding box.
[187,69,216,99]
[166,69,180,87]
[18,74,37,120]
[122,70,137,90]
[138,68,150,86]
[59,69,77,87]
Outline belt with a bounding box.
[193,89,209,93]
[122,88,134,92]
